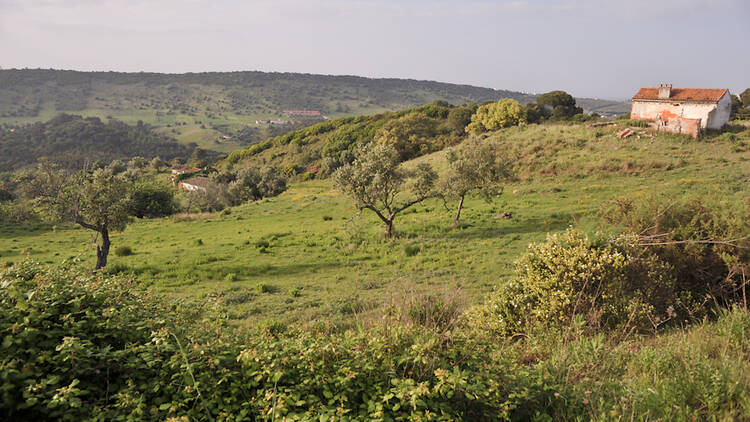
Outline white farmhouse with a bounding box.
[631,84,732,138]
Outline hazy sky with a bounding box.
[1,0,748,99]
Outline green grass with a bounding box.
[2,123,748,326]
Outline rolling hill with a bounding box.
[0,69,630,153]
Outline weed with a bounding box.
[256,283,277,294]
[114,246,133,256]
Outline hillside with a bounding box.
[0,69,629,152]
[0,114,192,171]
[225,102,475,174]
[4,121,748,321]
[2,119,749,419]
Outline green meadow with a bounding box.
[3,123,748,327]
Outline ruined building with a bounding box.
[630,84,732,138]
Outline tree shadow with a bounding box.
[438,215,574,241]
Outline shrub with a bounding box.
[256,283,276,293]
[601,195,750,309]
[113,245,133,256]
[466,229,678,335]
[224,272,238,282]
[466,98,527,134]
[128,181,176,218]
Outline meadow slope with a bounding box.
[2,122,748,327]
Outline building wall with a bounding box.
[632,101,709,128]
[706,93,732,130]
[654,115,701,139]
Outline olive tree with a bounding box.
[442,138,512,228]
[333,143,437,237]
[55,169,131,270]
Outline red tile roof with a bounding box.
[633,87,728,103]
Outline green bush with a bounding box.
[466,229,681,335]
[601,195,750,309]
[113,245,133,256]
[3,262,750,420]
[255,282,276,293]
[467,230,629,334]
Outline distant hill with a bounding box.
[0,69,628,139]
[0,114,192,171]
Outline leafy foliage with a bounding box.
[128,181,177,218]
[0,114,191,171]
[333,143,437,237]
[442,137,513,226]
[466,99,527,134]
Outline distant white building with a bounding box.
[178,177,211,192]
[631,84,732,138]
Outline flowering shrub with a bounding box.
[465,229,687,335]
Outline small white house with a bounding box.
[178,177,211,192]
[631,85,732,137]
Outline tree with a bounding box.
[224,166,287,206]
[524,103,547,124]
[446,104,477,134]
[54,169,131,269]
[150,156,166,172]
[465,99,527,134]
[729,95,742,120]
[375,113,439,161]
[741,88,750,107]
[442,138,512,228]
[128,181,176,218]
[333,143,437,237]
[536,90,583,119]
[128,156,147,169]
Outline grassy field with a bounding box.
[2,123,748,327]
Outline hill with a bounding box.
[225,102,475,174]
[2,119,749,419]
[0,69,629,152]
[3,121,748,321]
[0,114,192,171]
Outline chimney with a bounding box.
[658,83,672,100]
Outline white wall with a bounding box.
[706,93,732,130]
[631,94,731,129]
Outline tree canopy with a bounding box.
[465,99,527,134]
[54,169,132,269]
[333,143,437,237]
[442,138,513,227]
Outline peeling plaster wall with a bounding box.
[631,92,731,130]
[706,93,732,130]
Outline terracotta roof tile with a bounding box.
[633,87,728,103]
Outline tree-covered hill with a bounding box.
[224,102,474,175]
[0,69,628,122]
[0,114,191,171]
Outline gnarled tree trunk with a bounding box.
[95,228,110,270]
[452,194,465,229]
[384,219,394,238]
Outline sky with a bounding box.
[0,0,748,100]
